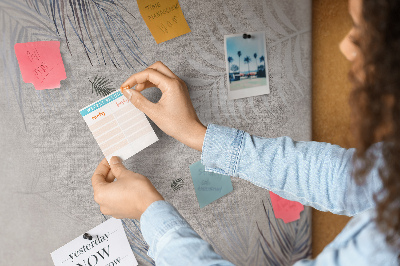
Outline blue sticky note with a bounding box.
[189,161,233,208]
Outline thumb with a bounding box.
[109,156,129,178]
[122,89,155,115]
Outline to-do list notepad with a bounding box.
[80,91,158,162]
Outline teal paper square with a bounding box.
[189,161,233,208]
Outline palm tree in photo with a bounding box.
[228,56,233,73]
[231,64,239,72]
[244,56,251,78]
[260,55,266,71]
[253,53,258,75]
[237,51,242,76]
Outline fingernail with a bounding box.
[125,89,133,100]
[110,156,122,165]
[120,85,130,92]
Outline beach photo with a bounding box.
[224,31,270,100]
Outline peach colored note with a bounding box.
[269,191,304,223]
[14,41,66,90]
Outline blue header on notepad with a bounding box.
[80,91,123,117]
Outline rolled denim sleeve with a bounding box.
[140,200,234,266]
[201,124,382,216]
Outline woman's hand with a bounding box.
[91,157,164,220]
[120,61,206,151]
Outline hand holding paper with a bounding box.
[121,61,206,151]
[91,157,164,219]
[79,90,158,162]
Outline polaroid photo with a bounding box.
[224,31,270,100]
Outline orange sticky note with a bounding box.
[269,191,304,223]
[14,41,66,90]
[137,0,191,44]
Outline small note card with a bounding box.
[269,191,304,223]
[51,218,137,266]
[79,91,158,162]
[137,0,191,44]
[190,161,233,208]
[14,41,66,90]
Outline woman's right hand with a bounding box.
[120,61,207,151]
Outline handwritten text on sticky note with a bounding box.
[269,191,304,223]
[137,0,191,44]
[190,161,233,208]
[14,41,66,90]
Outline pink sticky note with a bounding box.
[269,191,304,223]
[14,41,66,90]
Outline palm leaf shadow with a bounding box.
[271,0,298,32]
[265,0,310,95]
[195,194,312,265]
[100,214,155,265]
[186,0,311,127]
[89,75,115,97]
[122,219,155,265]
[26,0,147,69]
[0,0,60,130]
[257,199,312,265]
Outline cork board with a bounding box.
[312,0,353,257]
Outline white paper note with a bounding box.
[51,218,138,266]
[79,91,158,162]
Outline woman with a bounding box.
[91,0,400,264]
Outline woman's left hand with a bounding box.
[91,157,164,220]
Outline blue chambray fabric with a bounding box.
[140,124,399,265]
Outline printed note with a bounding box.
[79,91,158,162]
[269,191,304,223]
[14,41,66,90]
[51,218,138,266]
[137,0,191,44]
[190,161,233,208]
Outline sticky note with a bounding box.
[51,218,138,266]
[14,41,66,90]
[79,91,158,162]
[269,191,304,223]
[137,0,191,44]
[190,161,233,208]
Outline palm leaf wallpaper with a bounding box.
[184,0,310,126]
[1,0,312,264]
[0,0,59,129]
[113,193,311,265]
[25,0,147,69]
[89,75,115,97]
[193,194,311,265]
[121,219,155,266]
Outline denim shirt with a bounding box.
[140,124,399,265]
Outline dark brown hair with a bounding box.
[350,0,400,252]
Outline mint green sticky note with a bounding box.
[189,160,233,208]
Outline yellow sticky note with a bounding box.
[137,0,191,44]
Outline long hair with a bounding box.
[350,0,400,251]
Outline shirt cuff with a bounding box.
[140,200,192,259]
[201,124,245,176]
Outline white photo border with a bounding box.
[224,31,270,100]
